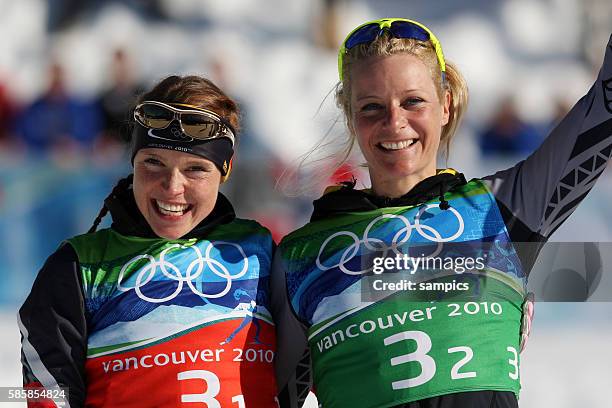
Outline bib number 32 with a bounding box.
[383,330,518,390]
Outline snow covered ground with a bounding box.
[0,310,24,407]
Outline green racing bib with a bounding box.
[279,180,526,407]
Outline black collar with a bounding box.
[311,171,467,222]
[104,174,235,239]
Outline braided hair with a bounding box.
[87,175,133,233]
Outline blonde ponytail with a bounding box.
[440,61,469,158]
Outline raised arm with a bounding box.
[482,34,612,243]
[19,243,87,408]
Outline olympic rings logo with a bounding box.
[117,242,248,303]
[316,205,464,275]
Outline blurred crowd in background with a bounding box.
[1,0,611,299]
[1,1,612,405]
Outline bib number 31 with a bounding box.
[178,370,245,407]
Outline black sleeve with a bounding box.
[482,34,612,244]
[270,250,312,408]
[18,243,87,408]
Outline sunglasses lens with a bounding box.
[135,102,234,145]
[136,104,174,128]
[345,21,430,51]
[389,21,430,42]
[345,23,381,49]
[181,114,219,139]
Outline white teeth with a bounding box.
[380,139,417,150]
[156,200,189,215]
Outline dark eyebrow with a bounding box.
[185,160,214,168]
[355,95,379,102]
[355,88,424,102]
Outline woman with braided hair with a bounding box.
[19,75,280,407]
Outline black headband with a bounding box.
[130,122,234,176]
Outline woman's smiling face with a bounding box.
[349,53,450,193]
[132,148,221,239]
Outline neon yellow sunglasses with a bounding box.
[337,18,446,82]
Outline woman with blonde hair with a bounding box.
[272,18,612,408]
